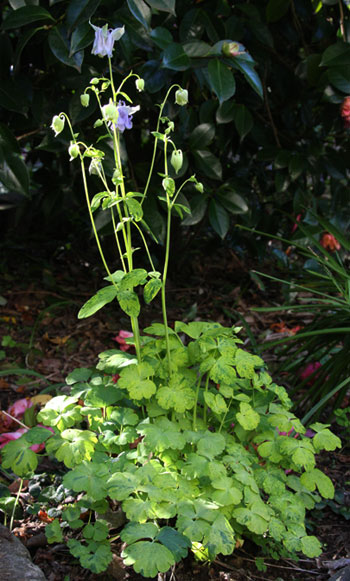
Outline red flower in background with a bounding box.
[320,232,341,252]
[300,361,322,385]
[341,96,350,128]
[112,330,133,351]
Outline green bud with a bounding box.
[112,168,123,185]
[162,176,175,197]
[93,119,103,128]
[135,78,145,92]
[102,101,119,122]
[51,115,65,136]
[80,93,90,107]
[170,149,183,174]
[222,42,241,57]
[195,182,204,193]
[175,88,188,106]
[90,77,100,85]
[68,142,80,161]
[165,121,174,135]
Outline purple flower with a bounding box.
[91,23,125,58]
[113,101,140,133]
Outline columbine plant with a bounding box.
[1,23,342,578]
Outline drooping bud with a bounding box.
[102,100,119,123]
[175,88,188,106]
[170,149,183,174]
[162,176,175,196]
[90,77,100,85]
[195,182,204,193]
[80,93,90,107]
[51,115,65,136]
[135,78,145,92]
[68,142,80,161]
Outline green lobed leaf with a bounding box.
[121,522,159,544]
[138,416,186,451]
[107,471,140,500]
[78,286,118,319]
[300,468,334,499]
[203,514,235,559]
[235,348,264,377]
[122,540,175,577]
[119,362,156,400]
[46,519,63,544]
[125,197,143,221]
[156,374,196,412]
[208,59,236,103]
[300,535,322,558]
[236,402,260,431]
[1,438,38,476]
[156,527,191,561]
[312,429,341,452]
[144,278,162,303]
[62,461,109,501]
[83,520,109,542]
[197,431,226,459]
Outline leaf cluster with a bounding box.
[1,321,341,576]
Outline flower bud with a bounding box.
[68,142,80,161]
[162,176,175,196]
[195,182,204,193]
[80,93,90,107]
[170,149,183,174]
[222,42,241,57]
[175,88,188,106]
[90,77,100,85]
[51,115,65,136]
[135,78,145,92]
[102,101,119,122]
[93,119,103,128]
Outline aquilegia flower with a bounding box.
[112,330,133,351]
[112,101,140,133]
[341,96,350,128]
[91,23,125,58]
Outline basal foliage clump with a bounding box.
[1,21,341,578]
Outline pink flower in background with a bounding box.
[112,330,133,351]
[8,398,33,419]
[300,361,322,385]
[341,96,350,128]
[291,213,302,233]
[0,425,54,453]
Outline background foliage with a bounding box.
[1,0,350,252]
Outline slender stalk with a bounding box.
[203,374,210,426]
[10,478,23,531]
[193,376,202,431]
[161,138,172,374]
[141,84,181,204]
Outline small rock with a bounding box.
[329,566,350,581]
[0,523,47,580]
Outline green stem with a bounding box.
[161,138,172,375]
[141,84,181,204]
[10,478,23,531]
[80,159,112,277]
[193,375,202,431]
[203,374,210,426]
[219,396,234,433]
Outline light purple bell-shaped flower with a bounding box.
[91,23,125,58]
[110,101,140,133]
